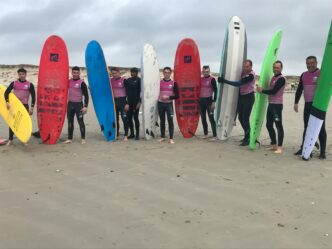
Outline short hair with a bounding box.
[202,65,210,70]
[130,67,138,73]
[17,68,27,74]
[163,66,172,72]
[273,60,283,69]
[111,67,120,72]
[244,59,253,67]
[306,56,317,62]
[72,66,80,71]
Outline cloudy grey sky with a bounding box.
[0,0,331,75]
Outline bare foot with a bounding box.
[124,136,128,142]
[209,137,218,142]
[23,143,29,146]
[169,139,175,144]
[274,147,283,154]
[201,135,209,139]
[158,138,165,142]
[269,145,278,151]
[6,140,12,146]
[63,139,72,144]
[81,139,86,145]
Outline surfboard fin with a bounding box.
[100,125,104,132]
[151,131,155,138]
[155,121,159,127]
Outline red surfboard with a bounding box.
[174,38,201,138]
[37,35,69,144]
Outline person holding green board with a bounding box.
[256,61,285,154]
[293,56,326,159]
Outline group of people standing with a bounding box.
[2,56,328,159]
[218,56,326,159]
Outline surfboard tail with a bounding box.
[302,114,324,160]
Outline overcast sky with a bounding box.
[0,0,331,75]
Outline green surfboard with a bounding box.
[249,29,283,150]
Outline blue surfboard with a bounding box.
[85,40,116,141]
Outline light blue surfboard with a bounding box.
[85,40,116,141]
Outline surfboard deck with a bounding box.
[302,21,332,159]
[141,44,160,140]
[249,30,283,150]
[37,35,69,145]
[85,40,116,142]
[174,38,201,138]
[0,85,32,143]
[215,16,247,141]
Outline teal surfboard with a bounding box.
[85,40,116,141]
[249,30,283,150]
[302,21,332,160]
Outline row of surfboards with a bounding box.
[0,16,331,160]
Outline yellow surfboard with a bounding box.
[0,85,32,143]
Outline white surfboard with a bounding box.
[215,16,247,140]
[141,44,160,140]
[302,115,324,159]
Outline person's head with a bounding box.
[243,59,253,73]
[163,67,172,80]
[111,67,121,78]
[306,56,318,73]
[17,68,27,81]
[202,65,210,77]
[130,67,138,77]
[273,60,283,75]
[71,66,81,79]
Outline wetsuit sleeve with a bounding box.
[138,78,142,103]
[294,73,304,104]
[81,82,89,108]
[124,79,129,104]
[222,74,254,87]
[4,82,14,102]
[211,78,217,102]
[262,77,286,95]
[169,82,179,100]
[29,83,36,107]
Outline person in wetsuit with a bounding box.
[125,67,141,140]
[218,60,256,146]
[256,61,285,154]
[199,65,217,140]
[4,68,35,146]
[111,67,129,142]
[158,67,179,144]
[63,66,89,144]
[293,56,326,159]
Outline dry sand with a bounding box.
[0,67,331,249]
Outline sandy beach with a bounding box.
[0,67,331,249]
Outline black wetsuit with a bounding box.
[158,80,179,139]
[295,72,326,156]
[67,79,89,140]
[125,76,141,138]
[200,76,217,137]
[219,73,255,142]
[262,75,285,147]
[4,80,36,141]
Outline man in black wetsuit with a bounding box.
[125,67,141,140]
[199,65,217,140]
[218,60,256,146]
[257,61,285,154]
[293,56,326,159]
[63,66,89,144]
[158,67,179,144]
[4,68,35,146]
